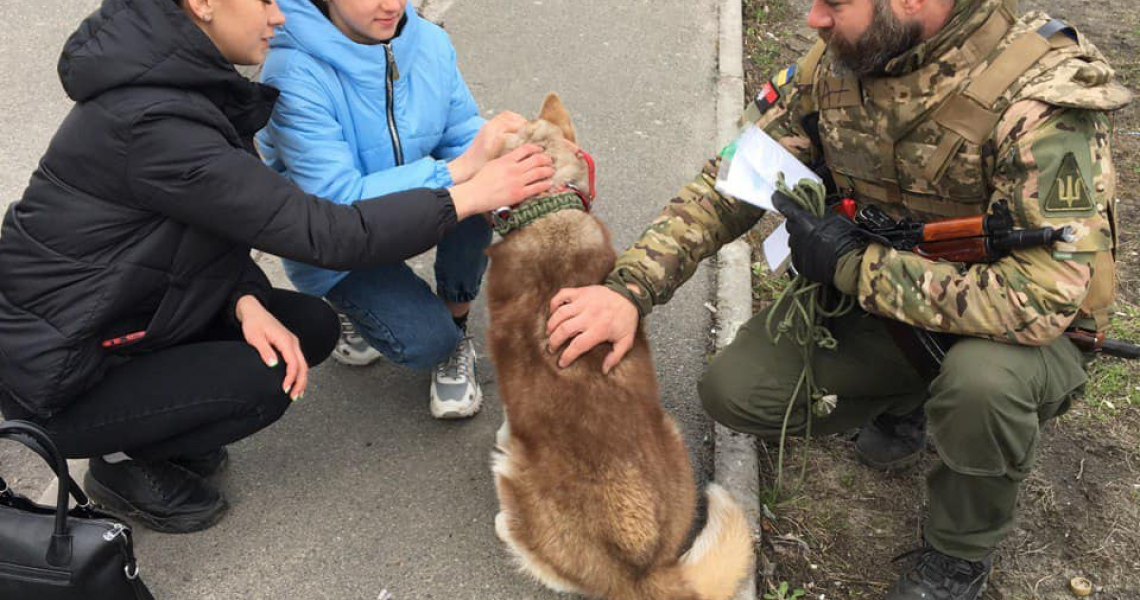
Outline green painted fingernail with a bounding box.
[292,392,301,402]
[268,359,278,368]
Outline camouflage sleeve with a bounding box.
[856,102,1115,345]
[607,158,764,315]
[607,63,813,315]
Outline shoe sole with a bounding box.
[332,351,383,367]
[855,447,924,472]
[430,385,484,420]
[83,474,229,534]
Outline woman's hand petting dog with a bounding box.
[450,144,554,219]
[236,294,308,402]
[547,285,639,374]
[449,111,528,183]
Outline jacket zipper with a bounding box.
[382,43,405,166]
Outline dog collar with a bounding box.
[490,149,597,235]
[491,191,586,236]
[563,149,597,210]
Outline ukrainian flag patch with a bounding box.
[774,64,796,88]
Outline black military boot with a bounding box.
[170,447,229,478]
[84,456,228,534]
[855,405,926,470]
[887,545,992,600]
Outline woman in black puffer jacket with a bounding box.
[0,0,552,533]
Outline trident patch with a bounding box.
[1044,153,1094,213]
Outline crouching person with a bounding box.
[257,0,530,420]
[545,0,1129,596]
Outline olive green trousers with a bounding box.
[698,304,1088,560]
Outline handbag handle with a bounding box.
[7,430,93,512]
[0,420,90,546]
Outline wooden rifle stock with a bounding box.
[919,214,987,243]
[914,237,991,263]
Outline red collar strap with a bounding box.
[560,149,597,211]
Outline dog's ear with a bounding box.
[537,92,576,144]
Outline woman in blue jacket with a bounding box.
[259,0,509,420]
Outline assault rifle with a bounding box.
[838,199,1140,376]
[850,199,1073,263]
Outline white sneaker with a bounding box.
[430,334,483,419]
[332,312,383,367]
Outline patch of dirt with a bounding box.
[742,1,1140,598]
[756,411,1140,599]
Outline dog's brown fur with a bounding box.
[486,94,754,600]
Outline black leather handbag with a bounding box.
[0,420,154,599]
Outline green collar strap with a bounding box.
[492,192,586,236]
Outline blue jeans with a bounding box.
[325,216,491,370]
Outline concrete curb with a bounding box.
[714,1,760,599]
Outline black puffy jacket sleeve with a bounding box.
[125,104,458,271]
[226,256,273,325]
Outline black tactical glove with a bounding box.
[773,191,867,286]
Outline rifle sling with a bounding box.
[879,318,956,382]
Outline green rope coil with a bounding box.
[765,176,856,498]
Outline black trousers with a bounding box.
[5,289,337,461]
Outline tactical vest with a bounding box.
[799,1,1129,329]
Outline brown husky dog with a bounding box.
[485,93,754,600]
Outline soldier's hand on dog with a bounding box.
[547,285,639,373]
[449,144,555,219]
[448,111,528,183]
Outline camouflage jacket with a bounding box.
[608,0,1131,345]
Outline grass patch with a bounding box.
[753,262,792,303]
[1118,62,1140,87]
[1107,301,1140,341]
[748,0,793,26]
[746,34,783,76]
[763,581,807,600]
[1081,303,1140,418]
[759,481,793,507]
[743,0,796,79]
[1084,360,1140,419]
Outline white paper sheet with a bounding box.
[714,125,821,213]
[762,221,792,274]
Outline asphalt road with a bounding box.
[0,0,723,597]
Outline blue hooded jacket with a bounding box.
[258,0,483,296]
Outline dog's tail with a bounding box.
[678,483,754,600]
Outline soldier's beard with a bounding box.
[825,0,924,77]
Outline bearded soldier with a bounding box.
[544,0,1131,597]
